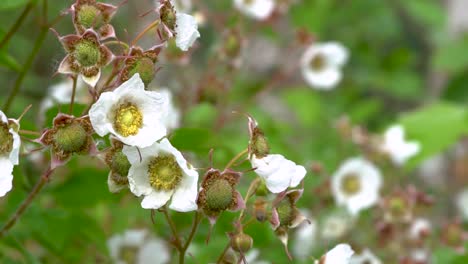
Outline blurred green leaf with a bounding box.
[282,87,322,127]
[170,127,218,154]
[0,0,33,10]
[433,38,468,74]
[399,102,468,167]
[0,50,21,72]
[289,0,333,34]
[401,1,445,28]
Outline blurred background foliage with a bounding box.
[0,0,468,263]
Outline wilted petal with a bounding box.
[58,55,76,75]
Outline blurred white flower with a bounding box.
[293,211,317,260]
[89,74,169,148]
[158,88,180,131]
[316,244,354,264]
[0,111,20,197]
[409,218,431,240]
[320,210,353,240]
[251,154,306,193]
[331,157,383,216]
[241,248,271,264]
[380,125,420,165]
[350,249,382,264]
[233,0,274,20]
[107,229,170,264]
[456,189,468,221]
[301,42,348,90]
[172,0,192,13]
[123,138,198,211]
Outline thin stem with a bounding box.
[0,0,35,50]
[2,25,49,114]
[19,129,41,136]
[0,167,54,238]
[238,178,260,221]
[224,148,248,171]
[130,19,160,47]
[69,76,78,114]
[179,212,202,264]
[216,243,231,264]
[162,206,183,251]
[104,40,130,51]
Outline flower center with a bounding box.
[75,40,101,67]
[147,155,183,191]
[205,179,234,211]
[128,58,156,86]
[119,246,138,263]
[0,122,13,156]
[54,123,88,153]
[113,103,143,137]
[111,151,131,177]
[277,199,294,226]
[78,4,103,29]
[340,173,361,195]
[310,53,326,71]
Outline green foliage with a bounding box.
[0,0,33,11]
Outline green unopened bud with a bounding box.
[250,127,269,158]
[128,57,156,86]
[231,233,253,253]
[160,3,177,31]
[277,199,294,226]
[111,151,131,177]
[75,40,101,67]
[54,123,88,153]
[205,179,234,211]
[219,249,238,264]
[0,122,13,156]
[78,4,104,28]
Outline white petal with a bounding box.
[350,248,381,264]
[302,66,342,90]
[175,13,200,51]
[381,125,421,165]
[126,158,153,197]
[234,0,275,20]
[323,244,354,263]
[89,91,116,136]
[57,55,75,74]
[138,238,170,264]
[321,42,349,66]
[107,172,126,193]
[122,229,148,246]
[170,167,198,212]
[113,73,145,95]
[0,158,13,197]
[141,190,173,209]
[81,70,101,87]
[8,124,21,165]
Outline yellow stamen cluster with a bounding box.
[340,174,361,196]
[147,155,183,191]
[113,103,143,137]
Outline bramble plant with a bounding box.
[1,0,468,264]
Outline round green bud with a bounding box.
[78,4,104,29]
[128,57,156,86]
[250,128,269,158]
[160,5,177,31]
[0,122,13,156]
[54,123,88,153]
[111,151,131,177]
[75,40,101,67]
[276,199,294,226]
[231,233,253,253]
[205,179,234,211]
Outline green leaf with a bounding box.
[289,0,333,34]
[401,1,445,27]
[0,0,33,10]
[432,38,468,74]
[399,102,468,167]
[169,127,218,154]
[282,87,322,127]
[0,50,21,72]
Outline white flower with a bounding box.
[301,42,348,90]
[250,154,306,193]
[456,189,468,221]
[0,111,21,197]
[241,248,271,264]
[158,88,180,131]
[123,138,198,211]
[234,0,275,20]
[175,12,200,51]
[320,210,353,240]
[350,249,382,264]
[89,74,169,148]
[293,211,317,260]
[317,244,354,264]
[107,229,170,264]
[331,157,383,216]
[380,125,420,165]
[409,218,431,240]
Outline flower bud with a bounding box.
[230,233,253,253]
[54,122,88,153]
[77,4,104,29]
[205,179,234,211]
[159,1,177,31]
[0,121,13,156]
[249,127,269,158]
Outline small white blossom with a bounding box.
[234,0,275,20]
[301,42,348,90]
[250,154,306,193]
[350,249,382,264]
[331,157,383,216]
[293,211,317,260]
[320,210,353,240]
[456,188,468,221]
[0,111,21,197]
[408,218,431,240]
[123,138,198,211]
[89,74,169,148]
[107,229,170,264]
[380,125,420,165]
[317,244,354,264]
